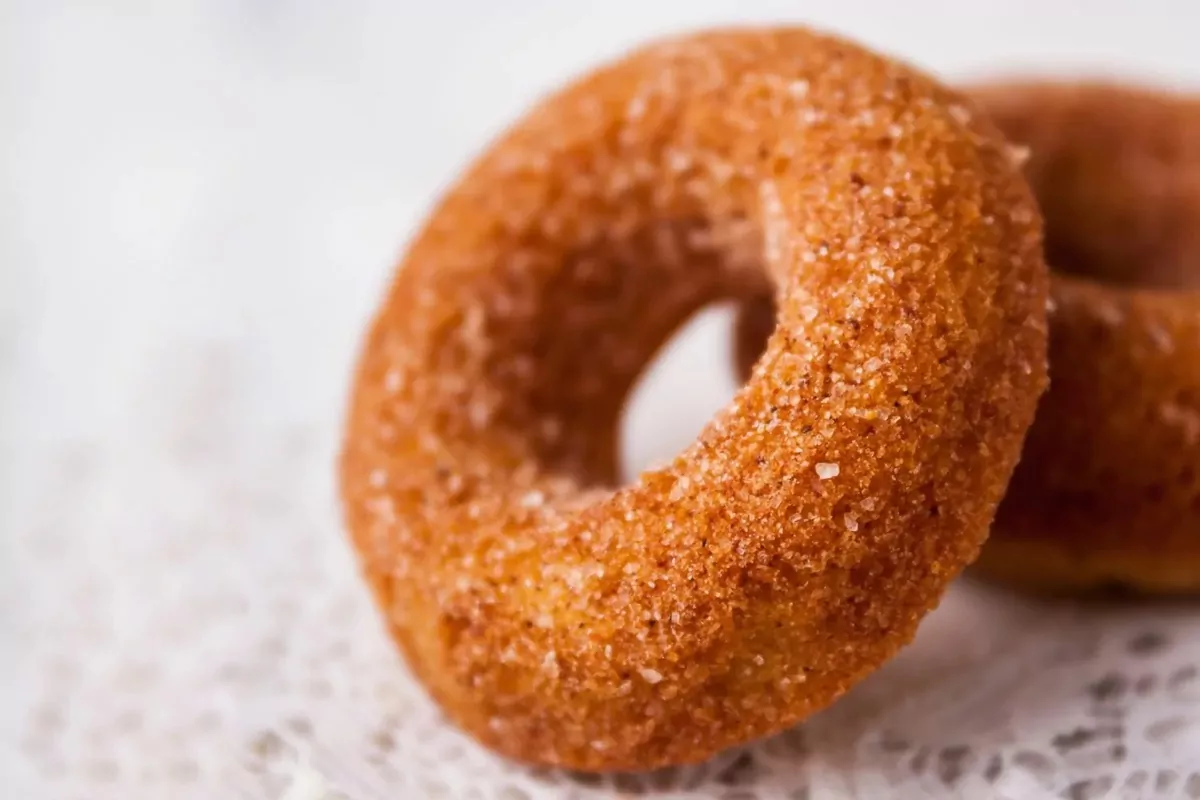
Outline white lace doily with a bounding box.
[8,340,1200,800]
[8,4,1200,799]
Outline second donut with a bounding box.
[738,82,1200,594]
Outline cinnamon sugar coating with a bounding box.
[340,28,1048,771]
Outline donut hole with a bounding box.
[1175,387,1199,407]
[1029,158,1194,288]
[1177,463,1196,487]
[1042,225,1200,290]
[619,302,742,481]
[731,291,779,381]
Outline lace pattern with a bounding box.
[8,346,1200,800]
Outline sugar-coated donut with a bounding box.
[970,83,1200,593]
[738,82,1200,594]
[340,28,1048,771]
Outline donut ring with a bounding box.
[340,28,1048,771]
[738,82,1200,594]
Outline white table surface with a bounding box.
[7,3,1200,798]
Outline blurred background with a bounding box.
[8,1,1200,469]
[7,2,1200,797]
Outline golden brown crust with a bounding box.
[739,82,1200,595]
[340,28,1048,771]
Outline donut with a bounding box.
[971,83,1200,593]
[340,28,1048,771]
[738,82,1200,594]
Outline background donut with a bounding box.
[341,28,1048,771]
[738,82,1200,594]
[973,83,1200,593]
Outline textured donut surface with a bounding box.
[340,28,1048,771]
[967,83,1200,593]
